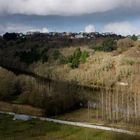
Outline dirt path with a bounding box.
[0,111,136,136]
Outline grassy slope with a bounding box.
[32,44,140,91]
[0,114,139,140]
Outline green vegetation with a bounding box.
[1,33,140,132]
[80,50,89,63]
[91,38,117,52]
[67,48,82,68]
[16,48,49,65]
[0,114,139,140]
[131,35,138,41]
[53,49,62,60]
[3,32,18,41]
[53,48,89,68]
[18,50,41,65]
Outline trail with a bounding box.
[0,111,137,136]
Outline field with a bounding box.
[55,108,140,131]
[0,114,139,140]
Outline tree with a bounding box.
[131,35,138,41]
[92,38,116,52]
[3,32,18,41]
[102,38,116,52]
[66,48,82,68]
[0,68,17,101]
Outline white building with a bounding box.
[75,34,84,39]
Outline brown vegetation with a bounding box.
[0,101,44,116]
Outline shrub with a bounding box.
[0,69,18,101]
[117,38,134,53]
[92,38,116,52]
[55,48,89,68]
[102,38,116,52]
[81,51,89,63]
[53,50,61,60]
[17,49,41,65]
[59,55,67,64]
[131,35,138,41]
[71,57,80,68]
[66,48,82,68]
[73,48,82,59]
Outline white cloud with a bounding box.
[85,24,95,33]
[103,22,140,35]
[29,27,49,33]
[0,0,139,16]
[0,24,49,34]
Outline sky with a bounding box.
[0,0,140,35]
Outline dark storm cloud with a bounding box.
[0,0,140,35]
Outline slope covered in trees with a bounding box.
[0,33,140,130]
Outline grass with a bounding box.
[0,114,139,140]
[32,46,140,91]
[55,108,140,132]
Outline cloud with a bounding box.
[85,24,95,33]
[0,0,140,16]
[103,22,140,35]
[0,24,49,34]
[29,27,49,33]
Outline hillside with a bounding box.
[0,34,138,91]
[0,33,140,129]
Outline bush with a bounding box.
[0,69,18,101]
[81,51,89,63]
[73,48,82,59]
[59,55,67,64]
[66,48,81,68]
[3,32,18,41]
[17,49,41,65]
[92,38,116,52]
[53,50,61,60]
[102,38,116,51]
[117,38,134,53]
[71,58,80,68]
[131,35,138,41]
[54,48,89,68]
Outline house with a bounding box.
[75,33,84,39]
[13,114,32,121]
